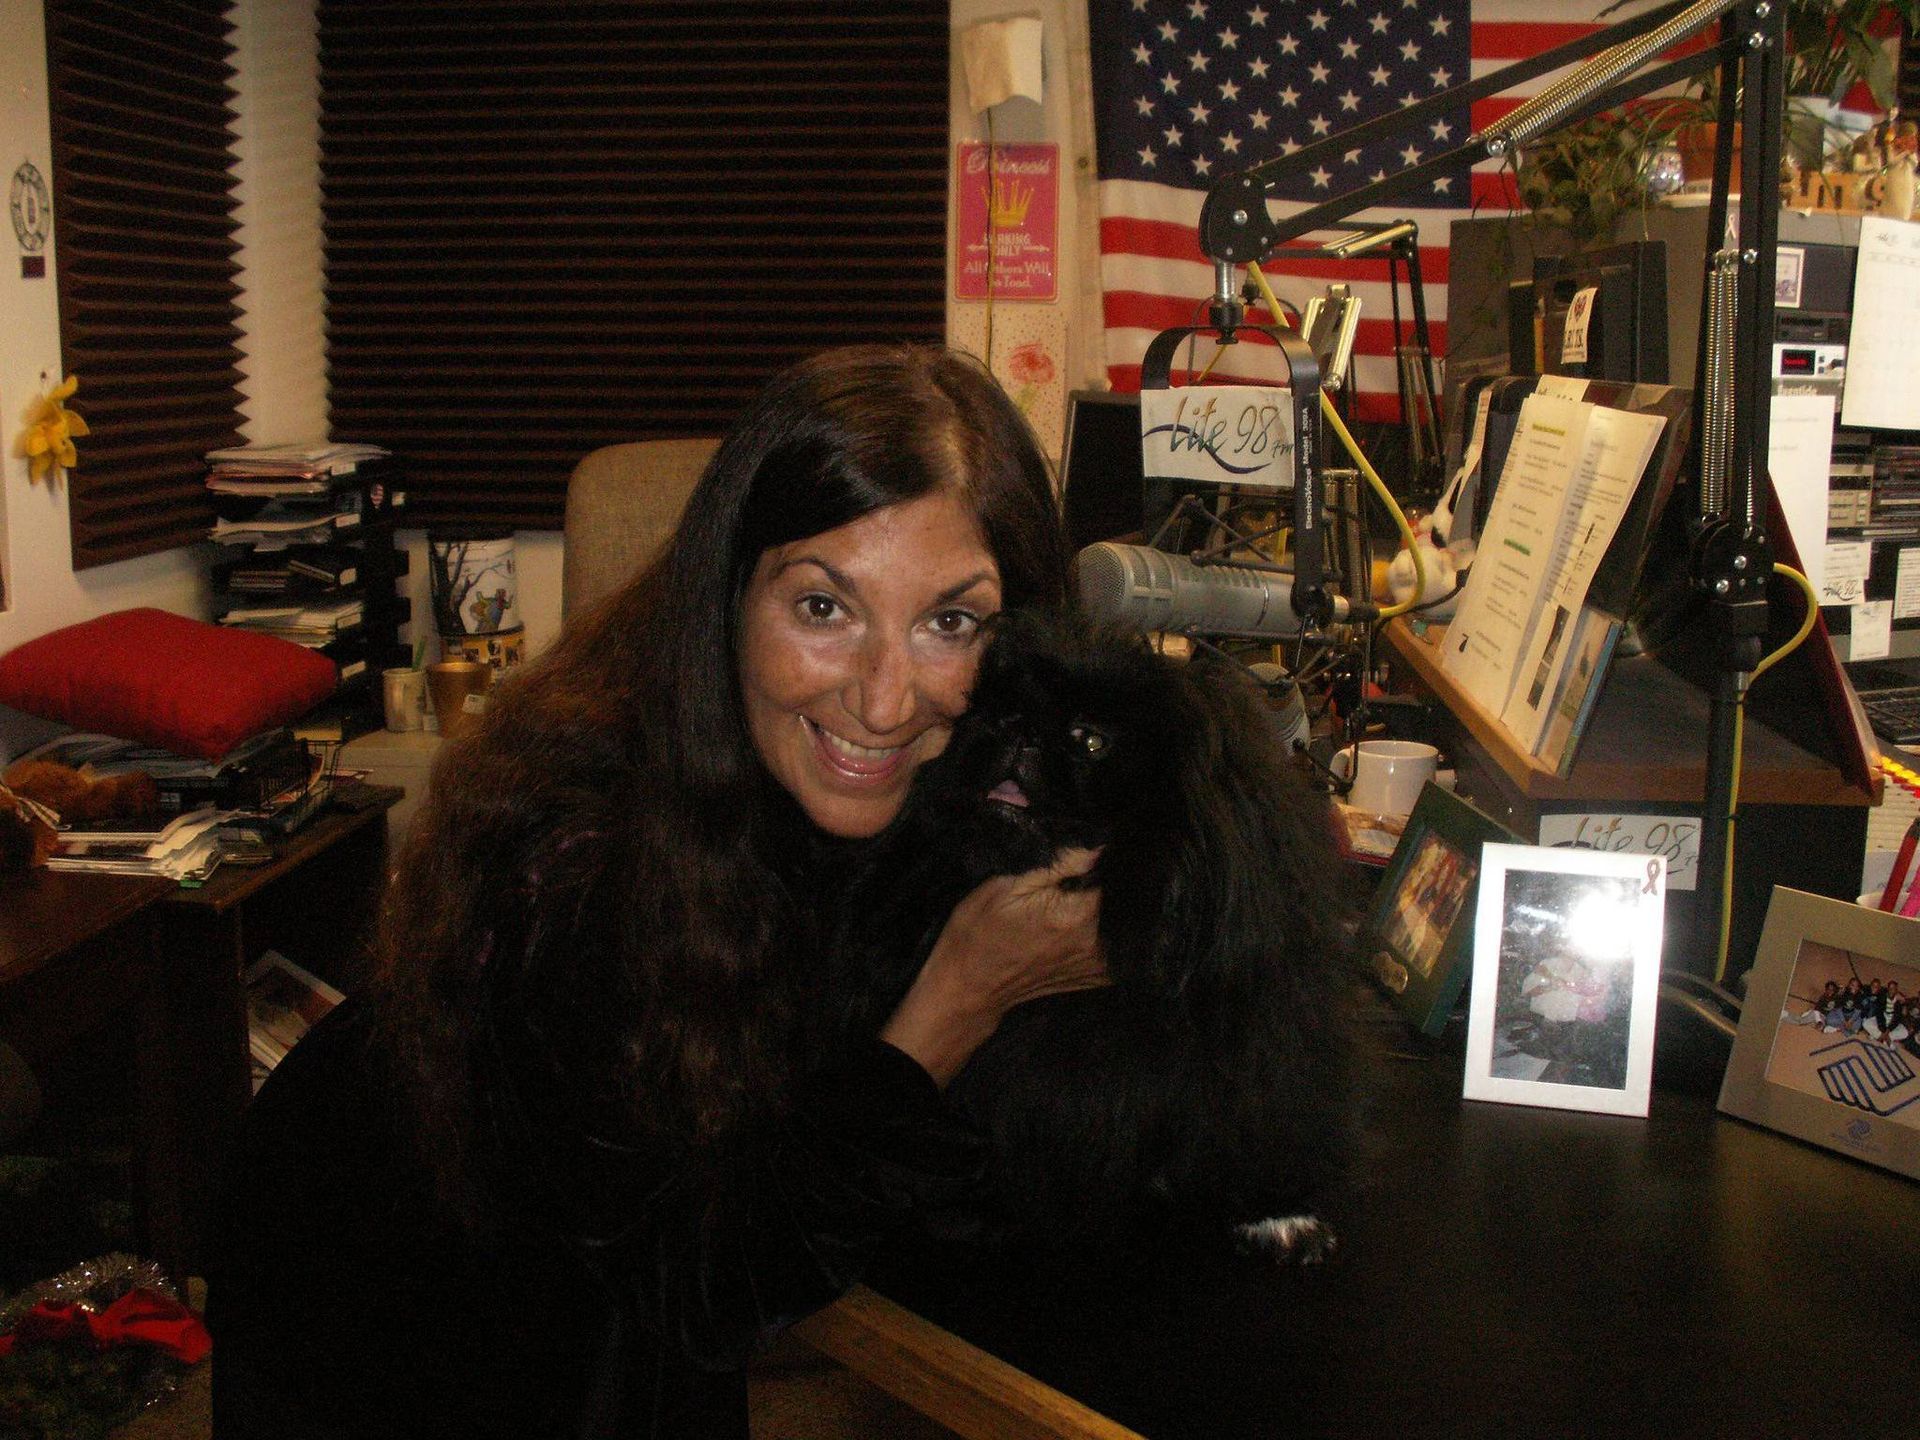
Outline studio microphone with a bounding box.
[1076,542,1376,638]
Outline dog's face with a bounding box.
[906,613,1185,868]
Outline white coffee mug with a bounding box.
[1331,739,1439,819]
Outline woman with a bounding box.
[207,346,1107,1438]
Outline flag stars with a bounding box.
[1221,132,1243,154]
[1161,73,1182,94]
[1249,56,1271,79]
[1368,11,1391,34]
[1248,4,1269,25]
[1433,176,1452,193]
[1400,142,1423,165]
[1309,113,1332,135]
[1164,124,1185,147]
[1218,26,1240,48]
[1344,147,1363,165]
[1189,49,1212,72]
[1159,20,1179,41]
[1339,89,1361,111]
[1369,64,1392,86]
[1190,100,1214,123]
[1249,107,1271,129]
[1220,79,1241,101]
[1307,9,1330,31]
[1194,155,1214,176]
[1310,165,1332,188]
[1430,118,1453,141]
[1279,32,1301,55]
[1429,66,1452,88]
[1134,96,1155,116]
[1399,39,1421,62]
[1188,1,1210,19]
[1308,61,1330,82]
[1281,138,1302,155]
[1337,37,1361,60]
[1133,43,1152,65]
[1400,92,1418,106]
[1430,15,1452,35]
[1278,84,1300,107]
[1139,145,1159,167]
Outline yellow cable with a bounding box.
[1714,562,1818,982]
[1245,261,1425,617]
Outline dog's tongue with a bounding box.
[988,778,1029,808]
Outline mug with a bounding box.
[426,660,493,741]
[1332,739,1439,819]
[381,667,427,732]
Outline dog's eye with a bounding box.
[1068,724,1110,756]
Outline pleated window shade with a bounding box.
[319,1,952,530]
[45,0,244,571]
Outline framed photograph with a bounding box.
[1358,783,1517,1036]
[1462,843,1666,1116]
[1717,887,1920,1181]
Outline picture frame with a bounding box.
[1358,782,1517,1036]
[1717,887,1920,1182]
[1462,843,1666,1116]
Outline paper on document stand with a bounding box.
[1841,217,1920,431]
[1440,393,1666,752]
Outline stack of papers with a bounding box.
[218,597,363,646]
[46,808,229,881]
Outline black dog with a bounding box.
[827,611,1351,1261]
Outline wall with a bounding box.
[3,1,1074,676]
[946,0,1105,461]
[0,0,208,655]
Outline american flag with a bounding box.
[1090,0,1658,420]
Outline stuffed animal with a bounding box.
[0,759,161,873]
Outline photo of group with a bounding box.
[1463,844,1664,1117]
[1766,939,1920,1131]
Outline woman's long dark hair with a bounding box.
[373,346,1069,1222]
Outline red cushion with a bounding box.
[0,607,338,760]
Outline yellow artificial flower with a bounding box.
[18,374,90,483]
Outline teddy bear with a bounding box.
[0,759,161,873]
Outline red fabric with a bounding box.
[0,1287,211,1364]
[0,607,336,760]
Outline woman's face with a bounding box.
[737,489,1003,839]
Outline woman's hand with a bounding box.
[878,847,1109,1087]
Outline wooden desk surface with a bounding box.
[0,867,172,987]
[862,1003,1917,1439]
[1384,619,1876,809]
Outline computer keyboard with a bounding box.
[1860,685,1920,746]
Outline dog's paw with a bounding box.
[1233,1214,1336,1265]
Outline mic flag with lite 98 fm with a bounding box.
[1086,0,1624,420]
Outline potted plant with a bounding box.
[1516,101,1696,246]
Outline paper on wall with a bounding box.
[1853,599,1894,661]
[1766,393,1835,597]
[1841,217,1920,430]
[1895,547,1920,621]
[1821,540,1872,606]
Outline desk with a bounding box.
[157,785,400,1275]
[0,868,177,1272]
[848,1002,1917,1440]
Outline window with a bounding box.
[319,1,951,530]
[45,0,244,569]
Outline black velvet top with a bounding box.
[206,993,984,1439]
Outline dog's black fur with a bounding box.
[825,610,1351,1260]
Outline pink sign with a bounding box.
[955,141,1058,302]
